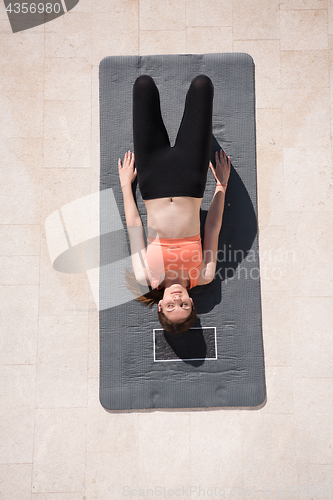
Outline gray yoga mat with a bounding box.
[99,53,266,410]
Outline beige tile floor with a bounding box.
[1,0,333,498]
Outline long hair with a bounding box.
[124,268,163,306]
[125,268,197,333]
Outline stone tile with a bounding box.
[140,0,185,30]
[189,488,316,500]
[261,290,292,367]
[0,365,36,408]
[139,31,186,55]
[330,0,333,34]
[293,377,333,413]
[91,8,138,64]
[45,14,91,58]
[280,0,327,7]
[43,100,91,168]
[297,463,333,490]
[329,62,333,94]
[0,20,12,32]
[0,92,43,138]
[39,236,90,316]
[190,411,243,487]
[87,379,139,453]
[257,150,285,226]
[36,315,88,408]
[85,451,139,499]
[66,0,91,13]
[91,0,135,13]
[290,297,333,377]
[0,224,40,255]
[259,366,293,414]
[258,490,325,500]
[294,411,333,464]
[138,411,190,484]
[258,226,289,291]
[0,139,43,225]
[32,408,86,493]
[0,464,32,500]
[280,10,328,50]
[233,41,281,108]
[41,166,91,240]
[256,109,283,153]
[283,147,333,211]
[0,256,39,284]
[0,407,34,463]
[185,0,232,27]
[242,414,296,489]
[186,27,232,53]
[0,285,38,364]
[91,65,99,194]
[44,58,91,100]
[32,495,85,500]
[88,309,99,379]
[0,0,11,19]
[285,213,333,297]
[329,35,333,69]
[281,50,329,88]
[256,108,285,226]
[90,164,100,194]
[91,64,99,148]
[233,0,279,40]
[282,88,330,148]
[0,33,44,92]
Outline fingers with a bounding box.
[215,149,227,163]
[219,149,231,164]
[121,150,135,166]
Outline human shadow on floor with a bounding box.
[191,135,258,315]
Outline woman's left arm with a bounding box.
[198,150,230,285]
[198,187,226,284]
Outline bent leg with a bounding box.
[133,75,170,160]
[174,74,213,164]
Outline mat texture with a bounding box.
[99,53,266,410]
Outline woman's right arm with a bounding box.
[119,151,150,285]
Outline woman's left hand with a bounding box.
[118,150,137,188]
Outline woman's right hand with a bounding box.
[118,150,137,188]
[209,149,230,186]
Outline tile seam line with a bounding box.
[84,15,93,492]
[30,20,46,497]
[138,0,140,53]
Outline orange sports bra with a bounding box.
[145,234,203,290]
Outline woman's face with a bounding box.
[158,283,193,323]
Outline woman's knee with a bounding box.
[190,74,214,92]
[133,74,156,90]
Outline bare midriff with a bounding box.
[143,196,202,239]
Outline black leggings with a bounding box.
[133,74,214,200]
